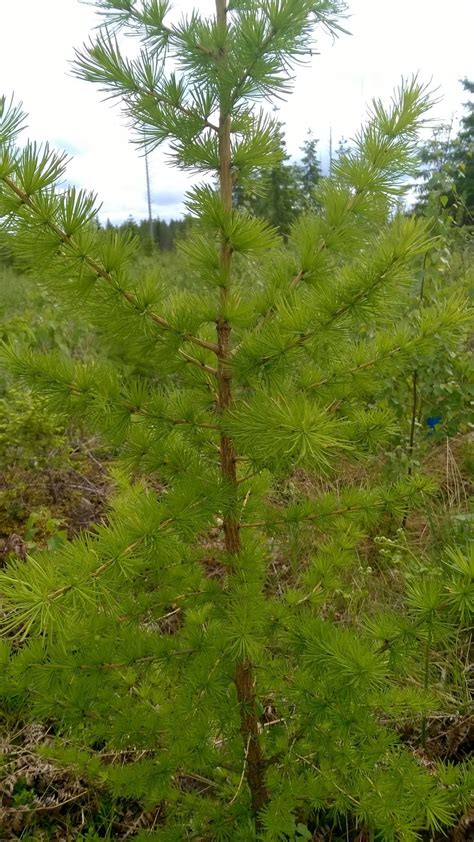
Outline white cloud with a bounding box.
[1,0,472,222]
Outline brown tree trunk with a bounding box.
[215,0,269,825]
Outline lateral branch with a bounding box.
[2,175,220,363]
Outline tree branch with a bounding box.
[141,85,219,134]
[307,344,405,389]
[241,502,381,531]
[178,349,218,376]
[234,254,406,370]
[1,175,219,361]
[230,29,277,106]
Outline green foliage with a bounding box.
[455,78,474,225]
[0,381,72,537]
[0,2,472,840]
[0,384,67,469]
[415,78,474,225]
[383,142,473,460]
[0,266,110,550]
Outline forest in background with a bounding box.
[0,3,473,840]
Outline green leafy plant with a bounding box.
[0,384,67,469]
[11,778,36,808]
[0,2,472,839]
[23,508,68,552]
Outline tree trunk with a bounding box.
[215,0,269,825]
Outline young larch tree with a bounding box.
[0,1,472,839]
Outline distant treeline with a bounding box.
[102,128,326,250]
[101,215,192,252]
[2,78,472,263]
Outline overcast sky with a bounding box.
[1,0,473,223]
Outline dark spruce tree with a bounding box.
[296,129,322,209]
[455,78,474,224]
[234,122,300,237]
[0,2,472,839]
